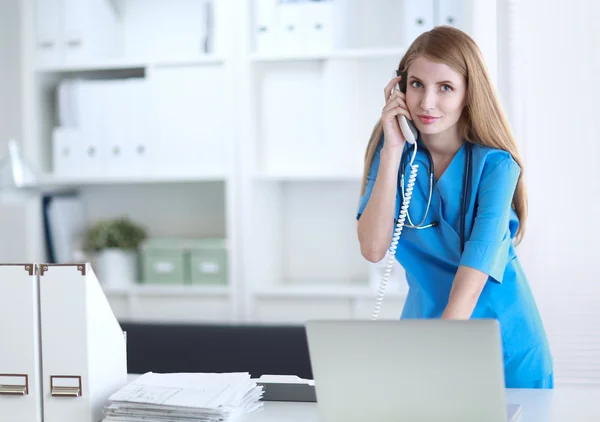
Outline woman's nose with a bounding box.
[420,90,436,112]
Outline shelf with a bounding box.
[103,284,231,296]
[33,172,228,188]
[253,284,407,300]
[36,55,227,73]
[250,47,406,63]
[134,284,231,296]
[254,171,363,182]
[101,286,130,295]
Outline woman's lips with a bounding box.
[417,115,440,125]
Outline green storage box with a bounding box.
[188,238,228,285]
[140,238,189,284]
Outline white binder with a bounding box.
[0,264,43,422]
[436,0,467,31]
[401,0,435,44]
[254,0,279,54]
[296,0,334,53]
[61,0,120,65]
[35,0,63,68]
[39,263,127,422]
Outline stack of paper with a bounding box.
[101,372,264,422]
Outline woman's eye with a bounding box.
[411,81,422,88]
[441,84,453,92]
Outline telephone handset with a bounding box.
[396,70,418,144]
[370,70,420,320]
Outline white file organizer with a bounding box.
[39,263,127,422]
[402,0,435,44]
[0,264,43,422]
[254,0,334,55]
[254,0,278,54]
[0,263,128,422]
[436,0,466,30]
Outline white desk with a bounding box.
[125,375,599,421]
[244,388,600,422]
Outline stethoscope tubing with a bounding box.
[399,142,472,252]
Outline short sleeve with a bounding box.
[459,154,521,283]
[356,137,401,220]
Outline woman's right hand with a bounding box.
[381,75,413,150]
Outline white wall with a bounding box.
[0,0,43,264]
[513,0,600,386]
[0,0,22,148]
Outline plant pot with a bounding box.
[95,248,138,288]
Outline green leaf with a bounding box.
[83,216,148,251]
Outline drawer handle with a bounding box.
[154,262,174,273]
[50,375,82,397]
[38,40,55,49]
[199,262,219,273]
[66,38,82,47]
[0,374,28,395]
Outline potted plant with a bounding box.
[83,216,147,288]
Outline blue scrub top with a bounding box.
[357,135,554,388]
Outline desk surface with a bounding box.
[245,387,600,422]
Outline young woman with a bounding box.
[356,26,554,388]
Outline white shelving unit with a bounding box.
[36,56,227,73]
[249,47,407,63]
[17,0,501,325]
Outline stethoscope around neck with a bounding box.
[399,141,473,252]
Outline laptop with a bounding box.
[305,319,522,422]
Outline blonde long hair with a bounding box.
[361,26,528,244]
